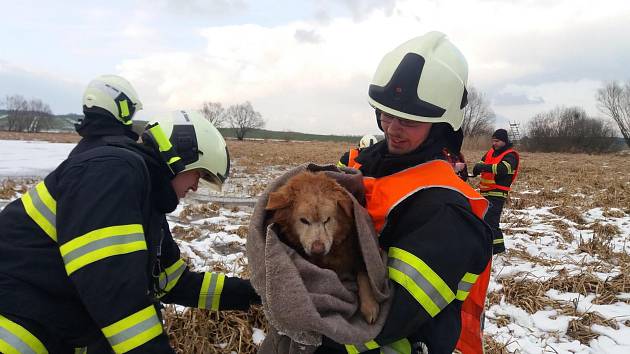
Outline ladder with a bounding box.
[509,122,521,142]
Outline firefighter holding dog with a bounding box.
[0,75,259,353]
[472,129,520,254]
[318,32,493,354]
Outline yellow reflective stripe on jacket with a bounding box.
[0,314,48,354]
[456,272,479,301]
[101,306,162,354]
[387,247,454,317]
[198,272,225,310]
[157,259,187,298]
[59,224,146,275]
[167,156,181,165]
[74,347,87,354]
[481,191,508,198]
[491,163,498,174]
[479,178,495,184]
[382,338,412,354]
[21,181,57,242]
[337,161,347,168]
[502,160,513,174]
[345,340,379,353]
[493,238,504,245]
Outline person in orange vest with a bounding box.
[316,32,493,354]
[472,129,520,254]
[337,134,378,168]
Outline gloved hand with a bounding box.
[472,163,485,176]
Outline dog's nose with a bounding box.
[311,241,325,255]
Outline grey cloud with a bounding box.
[493,92,544,106]
[159,0,247,17]
[0,62,83,115]
[294,29,323,44]
[315,0,398,22]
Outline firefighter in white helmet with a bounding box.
[0,76,259,353]
[337,134,378,168]
[322,32,492,354]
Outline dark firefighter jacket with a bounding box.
[476,143,519,199]
[0,116,257,353]
[317,139,493,354]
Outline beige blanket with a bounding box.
[247,163,391,354]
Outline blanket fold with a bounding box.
[247,163,391,354]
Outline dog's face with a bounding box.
[265,172,354,257]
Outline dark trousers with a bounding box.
[484,196,506,254]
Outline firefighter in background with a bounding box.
[337,134,378,168]
[0,75,259,354]
[472,128,520,254]
[320,32,493,354]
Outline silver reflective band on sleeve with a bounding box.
[157,259,187,297]
[21,182,57,241]
[0,314,48,354]
[198,272,225,310]
[456,272,479,301]
[102,306,163,353]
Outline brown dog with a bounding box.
[265,171,379,324]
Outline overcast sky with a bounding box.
[2,0,629,135]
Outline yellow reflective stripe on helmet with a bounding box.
[148,125,173,152]
[381,338,412,354]
[74,347,87,354]
[59,224,146,275]
[345,340,379,353]
[119,100,130,118]
[21,182,57,242]
[502,160,514,174]
[493,238,504,245]
[456,272,479,301]
[157,259,187,298]
[388,247,454,317]
[101,306,162,354]
[198,272,225,310]
[491,163,498,174]
[0,314,48,354]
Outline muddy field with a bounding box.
[1,134,629,353]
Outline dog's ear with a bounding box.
[266,191,292,210]
[337,197,354,218]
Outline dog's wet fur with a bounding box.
[265,171,379,323]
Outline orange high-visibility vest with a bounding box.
[348,148,361,169]
[362,160,491,354]
[479,148,520,193]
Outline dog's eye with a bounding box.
[300,218,310,225]
[323,217,330,224]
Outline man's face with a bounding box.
[171,169,201,200]
[491,138,506,150]
[380,112,432,155]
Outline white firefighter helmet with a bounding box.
[359,134,378,149]
[144,110,230,190]
[82,74,143,125]
[368,31,469,130]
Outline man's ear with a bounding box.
[266,191,292,211]
[337,198,354,218]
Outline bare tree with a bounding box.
[461,86,495,137]
[199,101,226,127]
[596,80,630,148]
[2,95,52,132]
[225,101,265,140]
[524,106,617,153]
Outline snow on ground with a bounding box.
[0,140,75,177]
[2,139,630,353]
